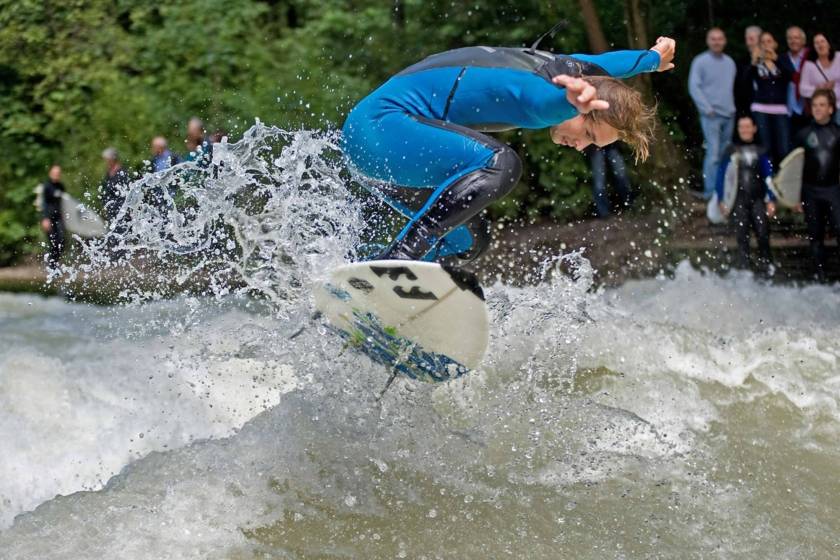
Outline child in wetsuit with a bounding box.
[793,88,840,281]
[716,115,777,269]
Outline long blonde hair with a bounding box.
[584,76,656,163]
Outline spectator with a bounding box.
[780,26,810,135]
[210,129,227,144]
[800,33,840,126]
[100,147,130,229]
[689,28,737,200]
[750,31,792,166]
[584,144,632,218]
[184,117,213,164]
[793,88,840,281]
[716,115,776,270]
[150,136,178,173]
[148,136,179,211]
[40,164,66,269]
[735,25,763,118]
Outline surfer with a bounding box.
[40,164,66,268]
[715,115,776,269]
[793,88,840,280]
[342,33,676,263]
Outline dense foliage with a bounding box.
[1,0,837,264]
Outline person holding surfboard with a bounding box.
[793,88,840,280]
[342,32,675,263]
[715,115,777,270]
[40,164,66,269]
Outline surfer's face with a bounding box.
[736,118,757,143]
[48,165,61,182]
[550,115,619,152]
[811,95,834,125]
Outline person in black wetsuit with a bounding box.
[40,164,66,268]
[793,88,840,280]
[716,115,777,269]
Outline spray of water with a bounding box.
[57,122,363,314]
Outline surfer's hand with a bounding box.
[40,218,51,233]
[766,201,777,218]
[719,202,729,216]
[553,75,609,114]
[794,203,804,214]
[651,37,676,71]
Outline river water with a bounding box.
[1,126,839,558]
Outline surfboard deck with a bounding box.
[313,260,489,383]
[33,185,106,238]
[706,193,725,224]
[771,147,805,208]
[707,156,739,224]
[61,193,106,238]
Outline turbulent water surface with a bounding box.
[1,125,839,559]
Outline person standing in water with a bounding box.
[793,88,840,281]
[40,164,66,269]
[716,115,776,270]
[343,33,676,262]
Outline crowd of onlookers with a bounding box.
[38,117,218,267]
[689,25,840,280]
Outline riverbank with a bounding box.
[2,199,836,301]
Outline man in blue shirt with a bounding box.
[689,28,737,200]
[343,36,676,263]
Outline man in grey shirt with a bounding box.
[689,27,737,199]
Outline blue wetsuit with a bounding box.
[342,46,661,261]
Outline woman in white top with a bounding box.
[800,33,840,124]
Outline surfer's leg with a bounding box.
[429,214,491,262]
[750,198,771,268]
[731,199,752,268]
[343,109,519,261]
[803,189,828,278]
[47,221,65,268]
[376,117,521,261]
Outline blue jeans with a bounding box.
[752,111,791,166]
[587,144,631,217]
[699,114,734,199]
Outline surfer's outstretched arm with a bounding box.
[571,37,676,78]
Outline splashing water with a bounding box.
[3,124,840,558]
[60,122,364,312]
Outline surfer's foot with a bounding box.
[375,222,437,261]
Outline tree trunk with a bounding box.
[577,0,609,53]
[622,0,691,193]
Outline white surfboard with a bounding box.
[707,155,739,224]
[770,147,805,208]
[313,260,489,382]
[61,193,106,238]
[33,184,106,238]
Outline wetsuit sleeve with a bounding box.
[570,50,660,79]
[523,84,579,128]
[759,155,777,202]
[715,152,731,201]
